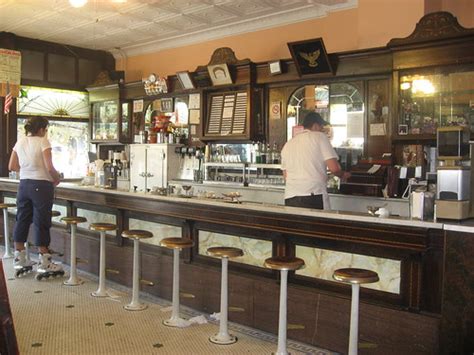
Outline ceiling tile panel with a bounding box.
[188,6,238,24]
[221,1,273,16]
[0,0,357,55]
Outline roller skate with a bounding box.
[13,250,36,278]
[35,253,65,281]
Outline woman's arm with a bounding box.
[42,148,61,185]
[8,151,20,172]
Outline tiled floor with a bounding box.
[2,253,333,354]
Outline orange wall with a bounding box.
[118,0,473,82]
[441,0,474,28]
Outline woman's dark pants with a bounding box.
[13,179,54,247]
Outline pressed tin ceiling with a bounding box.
[0,0,357,57]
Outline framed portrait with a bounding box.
[287,38,333,77]
[160,98,174,113]
[398,124,408,135]
[176,71,195,90]
[207,63,233,86]
[269,60,282,75]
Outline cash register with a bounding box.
[339,159,390,197]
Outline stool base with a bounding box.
[63,279,84,286]
[163,317,188,328]
[91,290,109,298]
[209,333,237,345]
[2,251,13,259]
[124,303,147,311]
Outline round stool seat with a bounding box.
[122,229,153,240]
[0,203,15,209]
[333,268,379,284]
[51,210,61,217]
[61,216,87,225]
[160,237,193,249]
[264,256,305,271]
[90,223,117,232]
[207,246,243,259]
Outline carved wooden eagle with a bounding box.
[299,49,321,67]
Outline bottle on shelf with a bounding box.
[272,142,280,164]
[261,142,267,164]
[255,141,262,164]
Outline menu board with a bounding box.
[206,91,247,136]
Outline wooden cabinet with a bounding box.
[87,83,131,143]
[201,87,264,142]
[397,70,474,139]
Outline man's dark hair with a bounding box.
[302,112,328,129]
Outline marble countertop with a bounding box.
[0,178,465,232]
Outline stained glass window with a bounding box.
[17,86,89,119]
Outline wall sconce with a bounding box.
[269,60,282,75]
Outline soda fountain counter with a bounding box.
[2,178,474,353]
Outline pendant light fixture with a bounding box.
[69,0,88,8]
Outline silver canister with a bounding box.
[157,132,165,143]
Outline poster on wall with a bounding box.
[0,48,21,97]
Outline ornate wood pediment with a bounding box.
[388,11,474,47]
[195,47,251,72]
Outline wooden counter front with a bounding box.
[0,180,444,354]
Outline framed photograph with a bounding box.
[269,60,282,75]
[176,71,195,90]
[160,98,174,113]
[398,124,408,135]
[287,37,333,77]
[207,63,233,86]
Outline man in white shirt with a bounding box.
[281,112,350,209]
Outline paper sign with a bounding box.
[415,166,423,178]
[190,125,197,135]
[189,93,200,109]
[370,123,386,136]
[189,109,200,124]
[133,99,144,113]
[399,167,407,179]
[270,101,281,120]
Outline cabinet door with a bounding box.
[146,146,166,189]
[130,145,147,192]
[91,100,119,141]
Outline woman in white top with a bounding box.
[8,116,63,276]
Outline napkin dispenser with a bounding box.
[410,190,435,220]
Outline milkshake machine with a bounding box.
[435,126,473,219]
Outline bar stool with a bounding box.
[90,223,117,297]
[264,256,305,355]
[122,229,153,311]
[1,203,15,258]
[207,246,243,345]
[61,216,87,286]
[160,237,194,327]
[333,268,379,355]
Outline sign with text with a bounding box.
[0,48,21,97]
